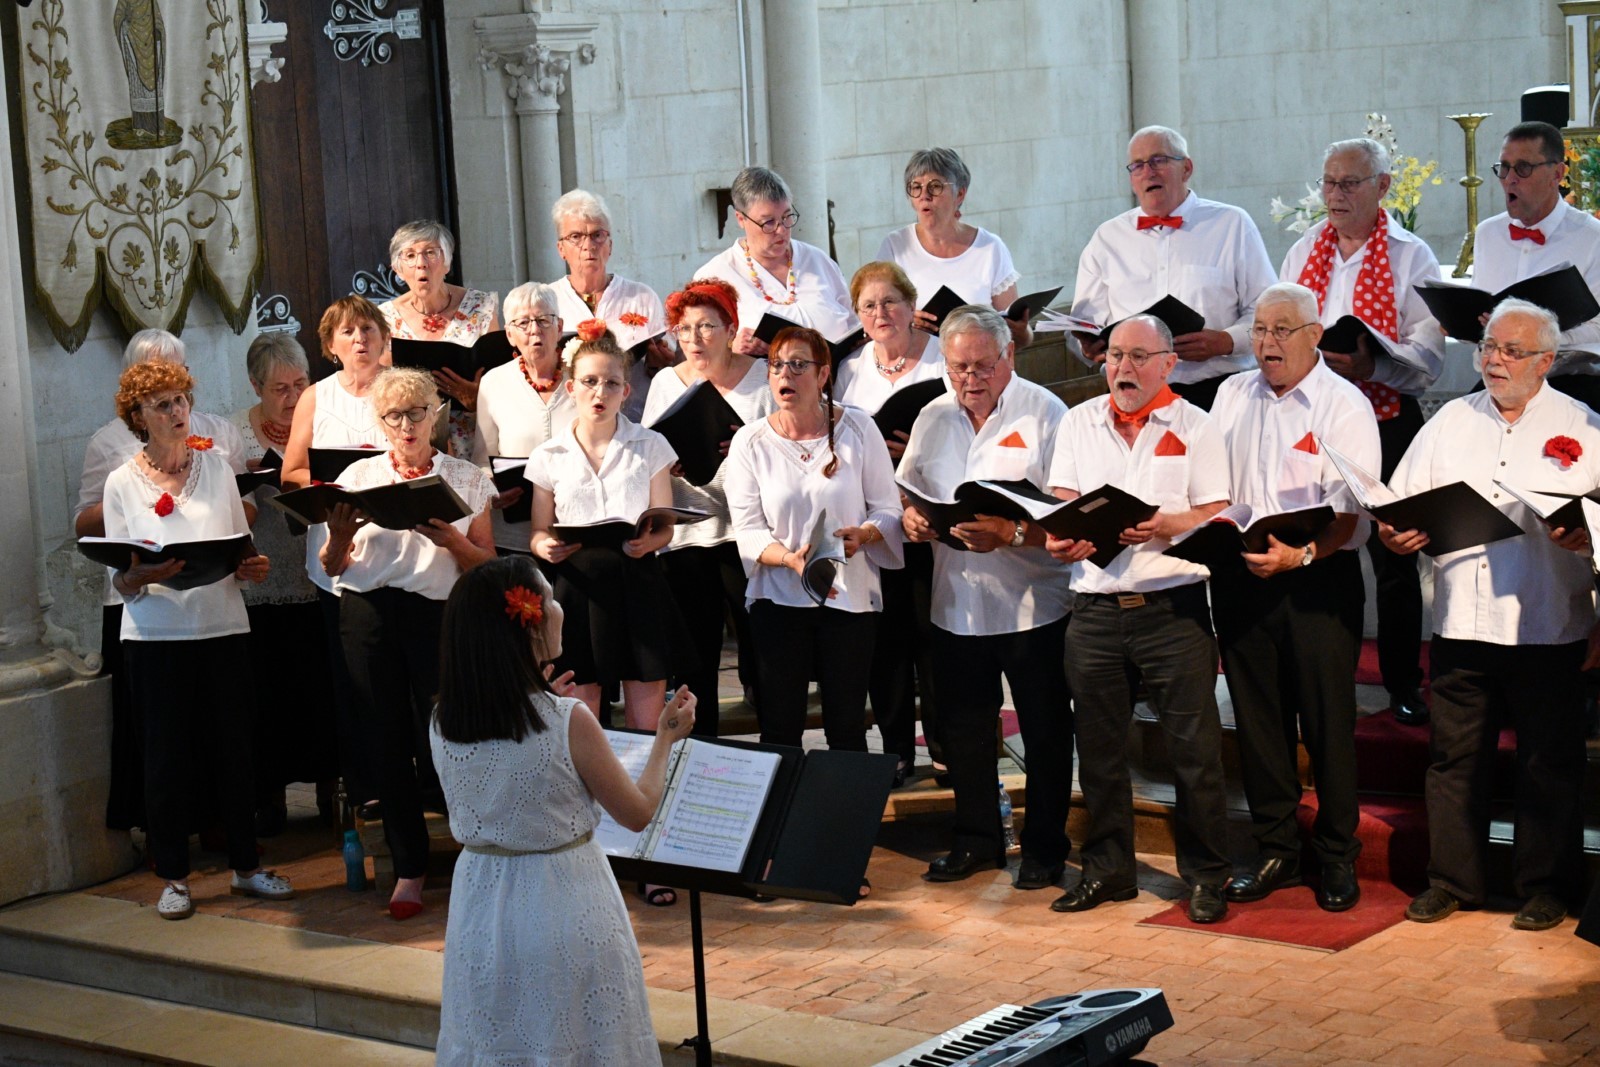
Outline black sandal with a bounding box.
[639,882,676,907]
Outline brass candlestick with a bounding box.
[1449,113,1491,277]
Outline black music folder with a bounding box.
[919,285,969,328]
[1163,503,1336,565]
[828,326,868,366]
[307,446,381,484]
[800,510,847,606]
[646,379,743,486]
[1324,444,1524,555]
[1004,284,1064,322]
[1415,263,1600,342]
[235,468,280,496]
[1494,482,1598,538]
[1028,485,1161,570]
[390,331,517,378]
[896,476,1060,551]
[489,456,533,525]
[1317,315,1415,365]
[752,310,804,347]
[269,474,471,530]
[1096,294,1206,344]
[551,507,710,551]
[78,533,256,591]
[871,377,947,442]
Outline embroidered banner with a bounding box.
[18,0,262,351]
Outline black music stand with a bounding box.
[607,743,898,1066]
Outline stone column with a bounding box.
[1126,0,1182,136]
[507,45,567,283]
[762,0,827,250]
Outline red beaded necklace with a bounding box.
[258,417,291,448]
[389,449,435,480]
[519,355,559,393]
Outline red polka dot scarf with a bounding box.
[1296,211,1403,422]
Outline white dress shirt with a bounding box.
[525,417,677,527]
[694,240,858,343]
[1071,191,1278,384]
[1210,357,1382,553]
[875,225,1021,307]
[1471,201,1600,375]
[725,406,905,613]
[102,451,251,641]
[548,274,667,353]
[897,376,1072,636]
[642,358,777,551]
[833,337,945,415]
[1389,384,1600,645]
[1280,215,1446,396]
[1047,397,1230,593]
[303,375,387,594]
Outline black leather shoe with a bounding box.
[1512,893,1567,931]
[923,850,1005,883]
[1014,855,1065,891]
[1391,689,1429,726]
[1188,884,1228,924]
[1050,879,1137,913]
[1405,886,1461,923]
[1224,856,1302,902]
[1316,862,1360,912]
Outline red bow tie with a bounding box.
[1137,215,1183,231]
[1509,224,1545,245]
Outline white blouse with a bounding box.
[833,337,946,416]
[694,240,858,343]
[103,450,251,641]
[304,374,387,594]
[331,453,496,601]
[548,274,666,353]
[473,360,578,552]
[525,417,678,526]
[875,225,1021,306]
[725,407,904,613]
[642,358,777,551]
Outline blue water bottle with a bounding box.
[998,782,1020,855]
[343,829,368,891]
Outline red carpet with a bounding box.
[1140,877,1414,951]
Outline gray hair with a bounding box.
[550,189,612,231]
[942,304,1011,354]
[1487,297,1560,354]
[122,328,185,368]
[1324,137,1391,177]
[389,219,456,274]
[903,148,971,192]
[1129,125,1189,159]
[1255,282,1320,325]
[1110,313,1175,351]
[730,166,792,213]
[245,332,309,387]
[503,281,560,323]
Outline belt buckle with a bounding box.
[1116,592,1147,609]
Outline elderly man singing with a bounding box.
[1070,125,1277,411]
[899,305,1074,890]
[1211,282,1380,913]
[1044,314,1233,922]
[1382,299,1600,931]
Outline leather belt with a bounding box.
[1079,585,1203,610]
[464,830,593,857]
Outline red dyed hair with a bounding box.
[665,278,740,334]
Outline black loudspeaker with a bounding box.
[1523,85,1571,129]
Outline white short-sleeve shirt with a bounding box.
[694,239,858,343]
[525,417,677,527]
[833,337,945,416]
[1472,202,1600,375]
[473,362,579,552]
[875,225,1021,307]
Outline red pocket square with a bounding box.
[1154,430,1187,457]
[998,431,1028,448]
[1293,432,1319,455]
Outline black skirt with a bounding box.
[551,547,690,687]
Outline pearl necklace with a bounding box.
[740,240,798,305]
[143,447,191,476]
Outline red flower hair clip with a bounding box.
[186,435,214,451]
[618,312,648,328]
[1545,435,1583,469]
[504,585,544,628]
[153,492,175,517]
[576,318,607,342]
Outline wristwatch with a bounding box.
[1010,519,1027,548]
[1300,543,1316,567]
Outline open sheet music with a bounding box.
[1323,443,1523,555]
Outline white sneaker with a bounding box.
[230,869,295,900]
[157,883,193,920]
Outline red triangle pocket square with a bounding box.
[1154,430,1187,457]
[1293,432,1319,454]
[998,431,1028,448]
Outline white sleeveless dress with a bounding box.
[430,696,660,1066]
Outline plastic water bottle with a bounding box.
[343,829,368,891]
[998,782,1020,855]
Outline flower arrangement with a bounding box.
[1563,138,1600,218]
[504,585,544,627]
[1545,435,1582,469]
[1271,113,1446,234]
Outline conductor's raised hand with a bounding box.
[542,664,579,699]
[1045,532,1097,564]
[1242,534,1306,578]
[1377,521,1430,557]
[658,685,697,741]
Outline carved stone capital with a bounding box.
[474,11,598,110]
[246,3,288,88]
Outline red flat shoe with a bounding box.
[389,899,423,921]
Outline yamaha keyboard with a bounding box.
[871,988,1171,1066]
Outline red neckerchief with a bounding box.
[1109,384,1179,425]
[1296,211,1403,421]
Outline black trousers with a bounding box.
[749,601,876,751]
[1169,374,1229,413]
[661,542,758,737]
[246,601,338,802]
[1213,550,1364,864]
[1067,585,1230,889]
[1365,396,1425,696]
[867,541,940,763]
[318,587,370,802]
[102,604,144,831]
[339,587,446,881]
[1426,636,1587,904]
[930,616,1072,865]
[124,635,258,880]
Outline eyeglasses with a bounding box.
[574,375,625,394]
[859,297,907,315]
[1126,154,1184,174]
[1104,347,1174,367]
[510,315,558,332]
[674,322,724,340]
[1318,175,1380,196]
[559,229,610,246]
[905,179,950,199]
[767,358,819,376]
[398,246,444,264]
[741,210,799,234]
[379,406,433,427]
[947,360,1003,382]
[1491,160,1560,180]
[141,393,191,417]
[1477,339,1550,361]
[1250,323,1318,344]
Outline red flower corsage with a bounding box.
[1545,435,1583,469]
[504,585,544,628]
[618,312,648,328]
[153,492,175,517]
[576,318,607,342]
[186,435,214,451]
